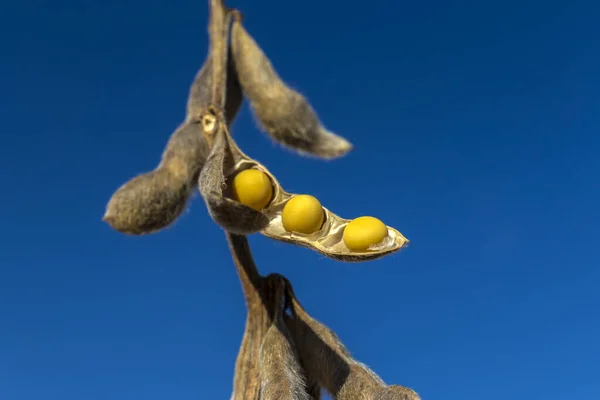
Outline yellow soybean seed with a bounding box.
[282,195,324,234]
[232,168,273,210]
[343,216,388,252]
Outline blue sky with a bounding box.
[1,0,599,399]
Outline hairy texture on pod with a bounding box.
[231,16,353,160]
[186,48,243,126]
[302,369,322,400]
[283,315,322,400]
[103,120,207,234]
[284,280,420,400]
[103,13,242,236]
[198,125,269,234]
[259,274,311,400]
[375,385,421,400]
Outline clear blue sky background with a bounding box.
[1,0,598,399]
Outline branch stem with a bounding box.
[208,0,231,112]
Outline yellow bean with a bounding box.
[282,195,324,234]
[232,169,273,211]
[343,216,388,252]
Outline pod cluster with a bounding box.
[238,273,422,400]
[104,1,419,399]
[102,6,409,262]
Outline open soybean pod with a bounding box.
[221,131,408,262]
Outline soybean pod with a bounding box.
[211,116,408,262]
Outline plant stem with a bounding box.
[207,0,230,113]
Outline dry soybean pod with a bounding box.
[259,274,311,400]
[222,141,408,259]
[103,1,240,235]
[194,76,406,256]
[231,13,353,159]
[284,281,379,398]
[284,280,420,400]
[283,314,323,400]
[103,120,207,235]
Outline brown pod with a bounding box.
[211,114,407,260]
[104,3,241,235]
[103,120,207,234]
[284,280,420,400]
[259,274,311,400]
[231,16,353,159]
[224,153,408,261]
[212,119,407,259]
[283,314,322,400]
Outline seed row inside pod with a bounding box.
[224,157,408,262]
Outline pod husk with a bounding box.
[220,129,409,262]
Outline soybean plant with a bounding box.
[103,1,417,399]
